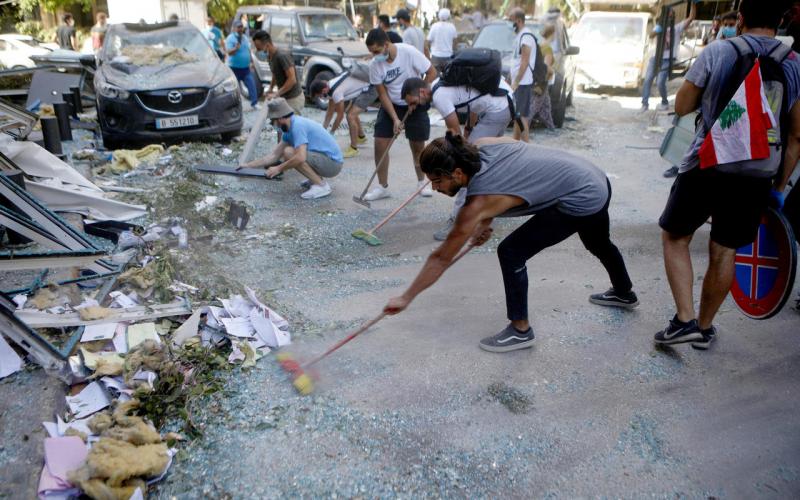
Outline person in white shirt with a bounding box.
[365,28,438,201]
[309,72,378,159]
[508,7,536,142]
[401,76,515,240]
[396,8,425,54]
[401,77,513,141]
[426,9,457,73]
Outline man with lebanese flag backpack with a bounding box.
[655,0,800,349]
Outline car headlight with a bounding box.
[213,76,238,96]
[96,80,129,100]
[341,57,354,69]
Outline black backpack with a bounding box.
[700,37,793,178]
[439,48,502,95]
[519,32,548,91]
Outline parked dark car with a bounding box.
[233,6,370,109]
[472,19,579,128]
[95,21,243,149]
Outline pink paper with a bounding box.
[43,436,88,485]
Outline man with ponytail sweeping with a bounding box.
[383,134,638,353]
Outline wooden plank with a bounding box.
[16,301,193,328]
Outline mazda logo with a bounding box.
[167,90,182,104]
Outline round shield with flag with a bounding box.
[730,207,797,319]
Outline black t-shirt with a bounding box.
[386,30,403,43]
[57,25,75,50]
[269,49,302,99]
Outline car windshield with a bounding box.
[572,17,644,45]
[299,14,357,40]
[472,23,540,53]
[104,26,216,66]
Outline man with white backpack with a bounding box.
[656,0,800,349]
[309,62,377,159]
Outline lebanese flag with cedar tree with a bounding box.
[698,59,777,169]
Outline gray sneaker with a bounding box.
[433,217,455,241]
[479,324,535,353]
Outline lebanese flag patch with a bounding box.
[698,59,777,169]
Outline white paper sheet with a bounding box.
[112,323,129,353]
[55,415,93,438]
[171,309,202,347]
[12,294,26,309]
[80,322,119,342]
[109,291,138,308]
[219,316,255,338]
[66,381,111,419]
[0,334,23,379]
[221,295,253,318]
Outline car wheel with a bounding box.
[221,129,242,143]
[102,134,122,151]
[566,89,574,107]
[311,70,335,110]
[552,81,568,129]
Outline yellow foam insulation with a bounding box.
[108,144,165,173]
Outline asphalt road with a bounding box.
[150,91,800,498]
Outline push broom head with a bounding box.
[275,352,315,395]
[352,195,371,208]
[351,228,382,246]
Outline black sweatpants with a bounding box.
[497,184,633,321]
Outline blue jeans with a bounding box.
[641,56,670,106]
[231,66,258,106]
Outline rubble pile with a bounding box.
[118,45,199,66]
[0,113,292,498]
[25,273,292,498]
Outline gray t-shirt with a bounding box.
[679,35,800,173]
[467,142,609,217]
[402,26,425,54]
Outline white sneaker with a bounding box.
[300,182,332,199]
[363,185,391,201]
[252,103,262,110]
[419,180,433,197]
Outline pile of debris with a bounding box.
[117,45,199,66]
[0,100,291,499]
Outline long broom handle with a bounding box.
[356,108,411,200]
[303,242,477,368]
[368,180,430,234]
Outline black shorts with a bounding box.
[374,102,430,141]
[659,166,771,249]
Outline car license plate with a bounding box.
[155,115,199,129]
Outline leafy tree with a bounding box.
[18,0,92,15]
[207,0,262,29]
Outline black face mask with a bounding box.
[513,22,520,33]
[280,124,289,133]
